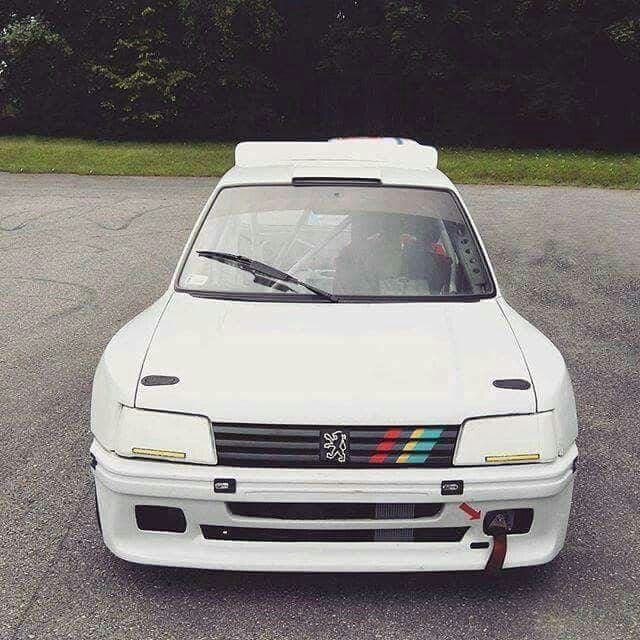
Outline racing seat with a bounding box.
[333,215,452,295]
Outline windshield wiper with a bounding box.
[196,251,339,302]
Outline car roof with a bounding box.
[218,139,456,192]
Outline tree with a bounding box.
[90,2,193,135]
[0,15,83,134]
[178,0,282,138]
[1,0,639,147]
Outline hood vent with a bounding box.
[493,379,531,390]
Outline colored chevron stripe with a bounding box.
[401,440,437,453]
[368,427,446,463]
[396,453,429,464]
[413,428,445,439]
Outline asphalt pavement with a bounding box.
[1,173,638,640]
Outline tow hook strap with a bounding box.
[485,532,507,572]
[484,514,510,573]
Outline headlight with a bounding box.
[114,406,216,464]
[453,412,557,465]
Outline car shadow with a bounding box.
[112,552,562,601]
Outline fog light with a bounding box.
[483,508,533,535]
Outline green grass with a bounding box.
[0,136,638,188]
[0,136,235,177]
[439,147,640,189]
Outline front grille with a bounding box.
[201,525,468,543]
[213,424,459,468]
[227,502,443,520]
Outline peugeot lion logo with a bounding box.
[321,430,349,464]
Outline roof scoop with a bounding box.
[291,176,382,185]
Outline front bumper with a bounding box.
[91,439,577,572]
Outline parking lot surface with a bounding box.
[1,173,638,640]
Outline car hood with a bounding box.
[136,293,535,425]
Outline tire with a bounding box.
[94,485,103,535]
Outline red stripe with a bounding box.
[432,242,447,256]
[369,453,387,464]
[376,440,394,452]
[384,428,402,439]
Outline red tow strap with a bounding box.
[485,533,507,572]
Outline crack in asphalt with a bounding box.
[0,204,88,232]
[10,481,92,640]
[0,276,98,326]
[93,203,176,231]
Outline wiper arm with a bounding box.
[196,251,339,302]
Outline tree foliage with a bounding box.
[1,1,639,147]
[0,15,82,134]
[89,3,194,134]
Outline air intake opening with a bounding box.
[135,505,187,533]
[292,177,382,186]
[227,502,442,520]
[201,525,468,543]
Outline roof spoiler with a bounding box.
[235,139,438,170]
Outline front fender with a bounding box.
[91,291,173,449]
[499,300,578,454]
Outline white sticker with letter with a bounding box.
[185,274,208,286]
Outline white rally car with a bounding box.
[90,139,578,572]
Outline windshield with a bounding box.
[178,185,494,300]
